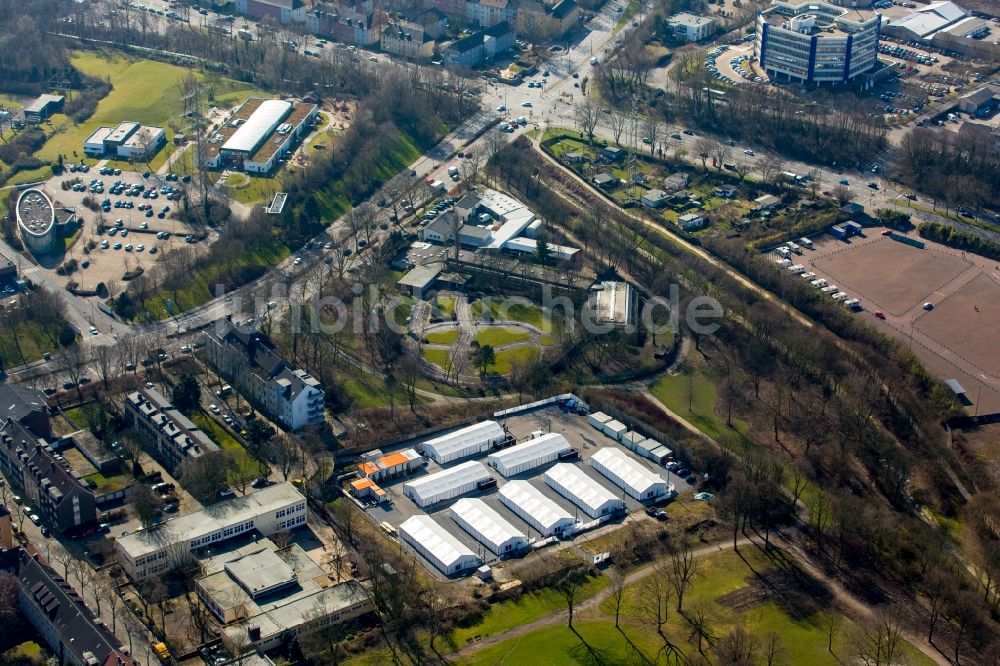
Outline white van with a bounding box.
[799,237,814,249]
[516,116,527,125]
[775,258,792,267]
[811,278,828,288]
[831,292,848,301]
[787,241,801,254]
[788,264,806,274]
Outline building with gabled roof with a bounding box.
[0,419,99,534]
[124,387,219,470]
[203,321,325,430]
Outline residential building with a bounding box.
[23,95,64,123]
[593,172,618,189]
[381,21,436,60]
[419,213,493,247]
[756,1,882,84]
[678,213,706,231]
[516,0,579,40]
[9,549,139,666]
[0,384,51,439]
[0,504,12,550]
[307,1,381,45]
[641,189,669,208]
[115,482,307,580]
[194,537,373,654]
[443,21,514,68]
[0,419,99,534]
[83,122,166,161]
[467,0,516,28]
[667,12,716,42]
[235,0,308,24]
[124,387,219,470]
[203,321,326,430]
[405,6,449,38]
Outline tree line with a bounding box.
[896,127,1000,213]
[919,222,1000,261]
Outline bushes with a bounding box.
[919,222,1000,262]
[0,129,46,165]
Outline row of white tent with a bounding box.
[587,412,674,465]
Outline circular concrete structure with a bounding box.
[16,188,58,256]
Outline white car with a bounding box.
[293,257,302,266]
[590,56,599,65]
[744,149,755,156]
[89,326,98,335]
[180,345,191,353]
[521,101,532,107]
[497,104,506,112]
[209,404,221,414]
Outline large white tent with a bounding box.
[590,448,669,501]
[403,461,493,508]
[398,515,480,575]
[498,480,576,537]
[419,421,507,464]
[543,463,623,518]
[450,498,529,555]
[487,433,573,477]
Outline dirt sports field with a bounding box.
[805,233,1000,415]
[812,238,969,317]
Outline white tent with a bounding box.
[543,463,622,518]
[487,433,573,477]
[499,480,576,537]
[403,461,493,508]
[587,412,613,430]
[398,515,480,575]
[419,421,507,464]
[590,448,668,501]
[451,498,529,555]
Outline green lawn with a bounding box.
[0,320,63,366]
[649,370,749,442]
[459,548,935,666]
[191,412,263,476]
[434,296,456,318]
[471,299,555,332]
[489,346,538,374]
[225,173,284,206]
[474,326,532,347]
[422,347,452,371]
[426,329,459,345]
[142,238,289,318]
[450,575,608,648]
[339,372,425,409]
[32,52,262,169]
[84,470,131,494]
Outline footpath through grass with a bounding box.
[649,368,749,442]
[459,547,935,666]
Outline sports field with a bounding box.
[812,237,968,316]
[805,232,1000,414]
[32,52,262,169]
[915,273,1000,379]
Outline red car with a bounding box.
[874,310,886,319]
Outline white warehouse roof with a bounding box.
[420,421,506,463]
[222,99,292,154]
[590,448,668,500]
[487,433,573,477]
[544,463,622,518]
[889,1,967,38]
[450,498,528,555]
[398,515,479,574]
[499,480,576,536]
[403,460,492,507]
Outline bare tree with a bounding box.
[608,108,629,145]
[695,137,714,171]
[556,569,585,629]
[715,626,758,664]
[93,344,117,391]
[574,96,601,144]
[641,117,662,157]
[759,154,784,185]
[711,141,731,172]
[636,561,673,641]
[484,127,507,163]
[686,601,714,653]
[667,541,699,612]
[849,613,903,666]
[130,484,161,529]
[609,565,627,628]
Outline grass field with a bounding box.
[190,412,263,478]
[225,173,283,206]
[457,547,935,666]
[449,575,609,648]
[422,347,452,371]
[340,372,427,409]
[471,299,555,332]
[31,52,262,170]
[426,329,459,345]
[434,296,457,318]
[0,320,63,366]
[474,326,532,347]
[143,238,289,318]
[489,346,539,374]
[649,369,749,442]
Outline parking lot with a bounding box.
[33,168,202,290]
[361,405,694,578]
